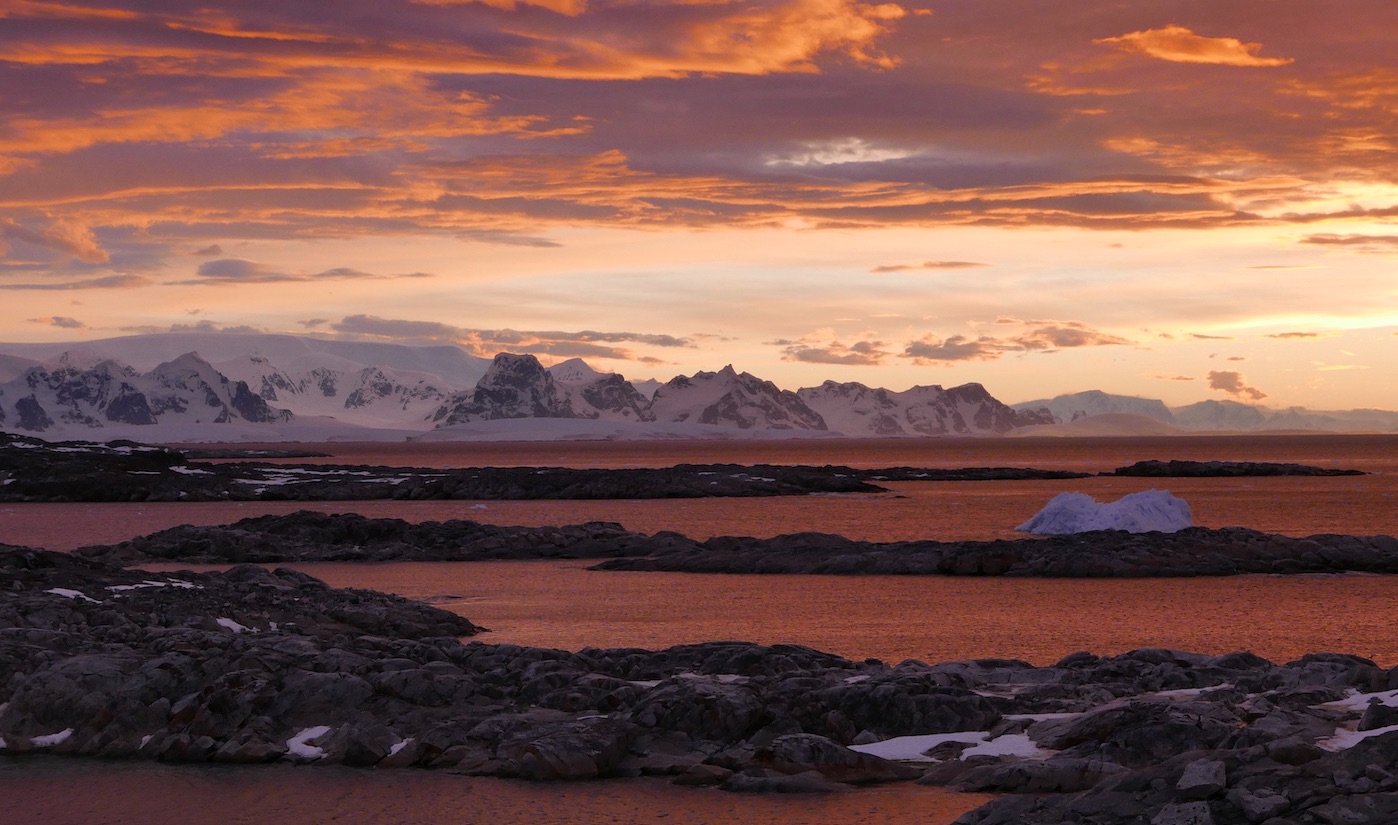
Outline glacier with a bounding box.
[1016,489,1194,535]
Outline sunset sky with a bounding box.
[1,0,1395,409]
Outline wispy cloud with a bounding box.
[1095,25,1293,67]
[0,275,151,290]
[870,260,989,273]
[1265,331,1325,339]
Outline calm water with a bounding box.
[3,434,1396,824]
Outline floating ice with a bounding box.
[1016,489,1193,535]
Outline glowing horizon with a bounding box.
[1,1,1395,410]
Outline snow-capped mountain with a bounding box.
[799,381,1053,436]
[648,365,826,431]
[0,351,290,432]
[1012,390,1177,425]
[215,355,453,429]
[0,332,492,388]
[549,358,653,421]
[432,353,580,425]
[1015,390,1398,433]
[1171,400,1267,431]
[3,332,1392,441]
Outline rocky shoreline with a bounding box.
[76,510,1398,579]
[4,544,1398,824]
[1,433,1367,504]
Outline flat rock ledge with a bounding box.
[77,511,1398,578]
[6,546,1398,823]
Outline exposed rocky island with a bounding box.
[1,434,1368,504]
[4,544,1398,824]
[1,432,1106,503]
[76,510,1398,579]
[1110,460,1367,478]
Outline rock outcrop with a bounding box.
[7,543,1398,821]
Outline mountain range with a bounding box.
[0,333,1392,441]
[1012,390,1398,434]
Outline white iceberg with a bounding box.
[1016,489,1193,535]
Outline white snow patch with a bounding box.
[108,579,201,592]
[388,739,411,757]
[851,730,1054,762]
[961,733,1051,760]
[170,466,212,475]
[850,731,989,762]
[140,734,153,748]
[1016,489,1193,535]
[45,588,99,603]
[216,617,253,633]
[32,729,74,748]
[286,725,333,759]
[1319,688,1398,713]
[1319,723,1398,751]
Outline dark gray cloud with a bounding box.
[1301,234,1398,249]
[0,218,109,263]
[27,315,86,329]
[1207,370,1267,401]
[332,314,695,361]
[172,259,432,285]
[776,339,890,366]
[902,321,1131,363]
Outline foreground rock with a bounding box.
[1,545,985,785]
[76,511,1398,578]
[7,545,1398,821]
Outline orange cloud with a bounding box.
[1095,25,1293,67]
[0,217,108,262]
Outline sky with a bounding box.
[1,0,1395,409]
